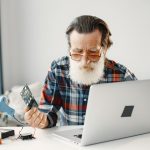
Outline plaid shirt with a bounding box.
[39,56,137,127]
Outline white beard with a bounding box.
[69,52,105,85]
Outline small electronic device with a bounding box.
[0,96,36,140]
[20,84,38,109]
[0,129,15,139]
[19,133,35,140]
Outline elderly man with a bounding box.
[24,15,137,128]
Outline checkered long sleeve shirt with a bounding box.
[39,56,137,127]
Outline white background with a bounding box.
[1,0,150,91]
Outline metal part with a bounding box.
[20,84,38,109]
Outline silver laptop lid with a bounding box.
[81,80,150,146]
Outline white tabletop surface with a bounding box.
[1,126,150,150]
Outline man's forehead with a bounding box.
[70,29,102,48]
[70,29,102,39]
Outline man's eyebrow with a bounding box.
[71,47,100,51]
[72,48,83,51]
[89,47,99,51]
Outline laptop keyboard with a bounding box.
[74,134,82,139]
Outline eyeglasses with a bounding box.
[70,47,102,62]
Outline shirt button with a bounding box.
[84,99,87,102]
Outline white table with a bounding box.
[1,126,150,150]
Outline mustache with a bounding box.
[79,62,96,71]
[80,65,94,71]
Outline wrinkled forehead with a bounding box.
[70,29,102,49]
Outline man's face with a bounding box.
[69,29,106,85]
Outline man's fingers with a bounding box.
[32,109,40,121]
[34,112,44,127]
[24,107,48,128]
[24,107,37,123]
[29,108,40,126]
[39,115,48,128]
[24,106,30,112]
[39,123,45,129]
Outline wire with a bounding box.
[12,114,33,140]
[12,114,25,140]
[18,126,24,135]
[12,114,36,140]
[13,115,25,125]
[16,126,24,140]
[33,127,36,137]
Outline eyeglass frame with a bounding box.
[69,46,103,62]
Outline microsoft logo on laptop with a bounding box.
[121,106,134,117]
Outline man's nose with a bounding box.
[82,52,90,64]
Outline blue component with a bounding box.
[0,96,15,117]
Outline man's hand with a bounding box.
[24,107,49,128]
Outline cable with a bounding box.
[33,127,36,137]
[16,126,24,140]
[18,126,24,135]
[13,114,25,125]
[12,114,36,140]
[12,114,25,140]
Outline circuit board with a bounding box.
[20,84,38,109]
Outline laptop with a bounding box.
[53,79,150,146]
